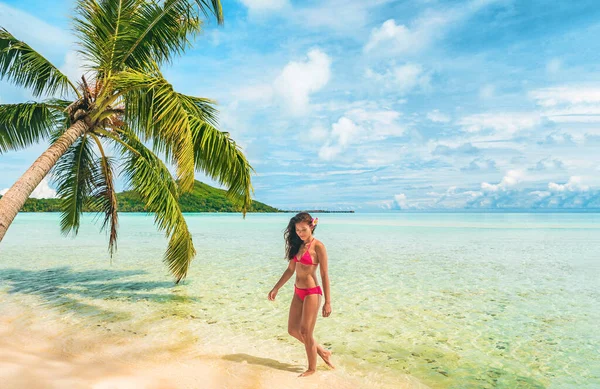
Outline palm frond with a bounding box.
[52,134,97,235]
[119,0,222,70]
[115,127,195,283]
[115,68,199,191]
[89,134,118,256]
[0,27,78,97]
[189,118,254,216]
[73,0,139,72]
[0,102,62,153]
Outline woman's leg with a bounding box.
[288,293,304,338]
[298,293,321,376]
[288,294,335,369]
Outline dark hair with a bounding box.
[284,212,317,260]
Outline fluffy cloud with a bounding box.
[0,177,57,199]
[393,193,408,209]
[530,86,600,107]
[529,177,598,208]
[273,49,331,115]
[363,1,499,55]
[530,158,565,171]
[530,86,600,123]
[458,113,542,135]
[481,170,523,192]
[317,108,404,161]
[548,176,588,192]
[461,158,497,171]
[366,63,431,94]
[536,132,576,146]
[234,49,331,116]
[432,142,480,156]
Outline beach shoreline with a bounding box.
[0,298,426,389]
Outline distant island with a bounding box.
[1,181,356,213]
[281,210,355,213]
[3,180,280,213]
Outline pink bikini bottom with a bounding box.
[294,285,323,301]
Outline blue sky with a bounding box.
[1,0,600,211]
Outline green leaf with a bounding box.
[189,119,254,216]
[52,134,97,235]
[0,102,62,153]
[115,68,200,191]
[88,135,118,256]
[73,0,139,73]
[117,127,195,283]
[0,27,78,97]
[119,0,223,70]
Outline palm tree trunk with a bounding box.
[0,120,89,242]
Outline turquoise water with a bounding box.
[1,212,599,388]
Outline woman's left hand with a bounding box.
[322,302,332,317]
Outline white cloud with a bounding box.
[427,109,451,123]
[232,49,331,116]
[0,177,57,199]
[318,144,343,161]
[481,170,523,192]
[315,108,404,161]
[531,158,565,171]
[294,0,393,32]
[331,117,360,147]
[366,63,431,94]
[364,19,421,54]
[458,113,542,135]
[530,86,600,107]
[317,108,404,161]
[461,157,496,171]
[239,0,289,13]
[273,49,331,115]
[393,193,408,209]
[548,176,589,192]
[308,124,329,142]
[363,1,500,55]
[530,86,600,123]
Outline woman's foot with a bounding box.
[299,369,316,377]
[318,349,335,369]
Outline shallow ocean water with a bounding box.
[1,212,598,388]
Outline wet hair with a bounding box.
[284,212,317,260]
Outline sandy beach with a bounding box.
[0,299,426,389]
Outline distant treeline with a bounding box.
[283,210,355,213]
[1,180,280,213]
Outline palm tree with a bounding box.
[0,0,253,283]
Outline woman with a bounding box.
[268,212,334,377]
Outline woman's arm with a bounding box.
[268,259,296,300]
[316,242,332,317]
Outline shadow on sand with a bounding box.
[222,353,304,373]
[0,267,197,321]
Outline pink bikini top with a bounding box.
[293,240,317,266]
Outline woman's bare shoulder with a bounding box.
[314,239,326,249]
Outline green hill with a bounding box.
[3,180,280,213]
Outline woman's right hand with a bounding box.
[268,288,278,301]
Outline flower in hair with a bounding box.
[312,217,319,226]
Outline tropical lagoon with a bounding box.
[1,212,598,388]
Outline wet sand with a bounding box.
[0,303,426,389]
